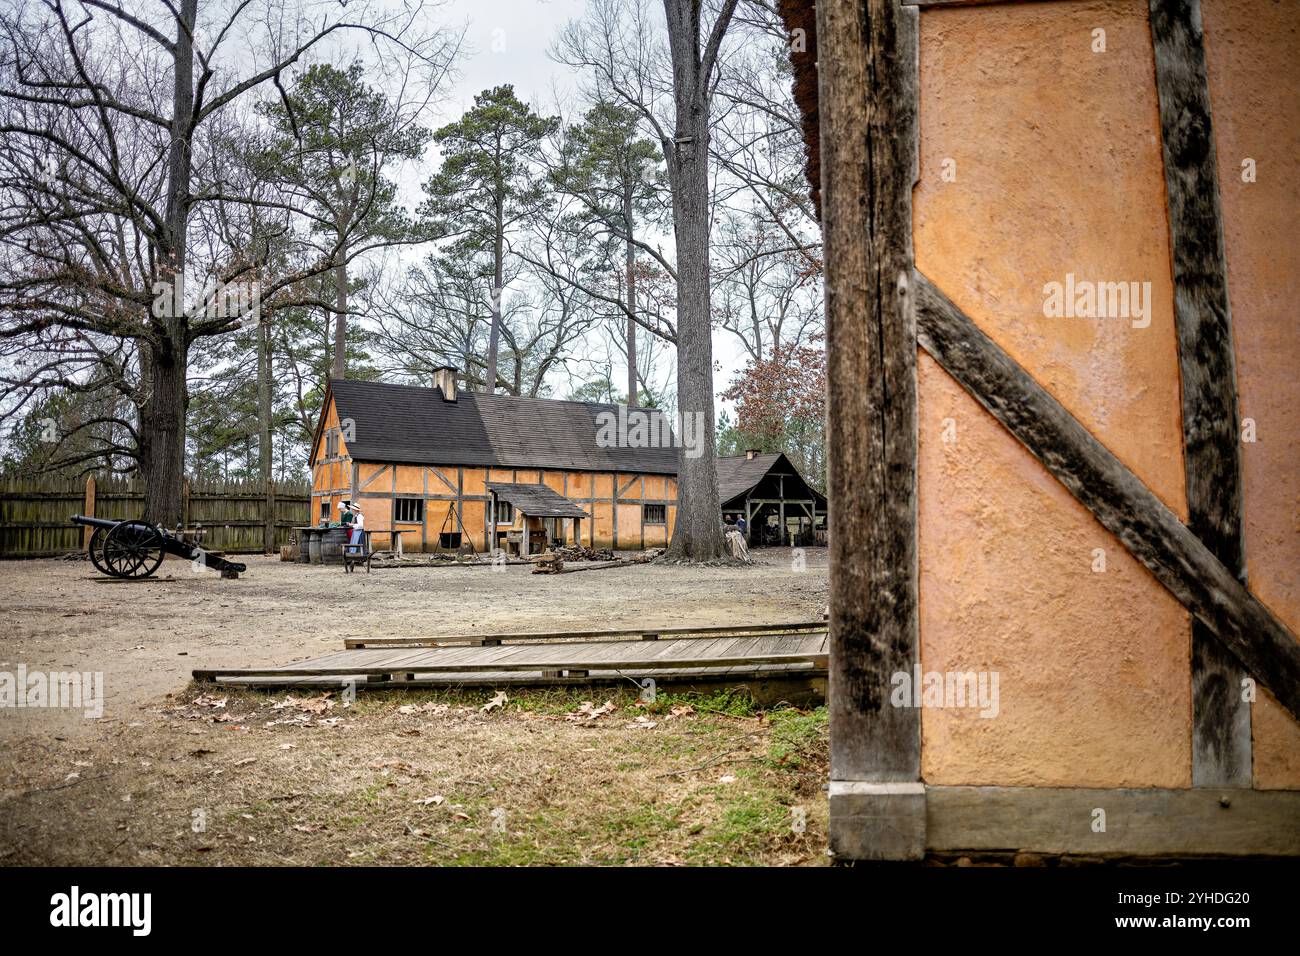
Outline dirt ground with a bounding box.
[1,548,830,866]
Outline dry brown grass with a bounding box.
[0,684,829,866]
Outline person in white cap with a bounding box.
[346,502,365,554]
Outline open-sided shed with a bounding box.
[487,482,590,555]
[718,452,827,546]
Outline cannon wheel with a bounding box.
[102,520,165,579]
[87,526,112,576]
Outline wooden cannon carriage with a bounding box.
[70,515,247,579]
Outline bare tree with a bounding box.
[556,0,739,561]
[0,0,456,524]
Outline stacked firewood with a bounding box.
[552,545,618,562]
[531,550,565,574]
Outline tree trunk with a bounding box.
[625,186,638,407]
[258,309,275,553]
[665,115,725,561]
[331,250,347,379]
[485,194,504,393]
[140,0,197,529]
[662,0,730,562]
[138,339,187,527]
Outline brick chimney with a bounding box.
[432,366,458,402]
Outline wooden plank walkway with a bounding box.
[194,633,829,683]
[212,661,824,690]
[343,620,827,649]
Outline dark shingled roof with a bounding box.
[717,452,785,504]
[487,482,591,518]
[325,379,679,474]
[716,452,828,509]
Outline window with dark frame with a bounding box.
[643,504,666,525]
[320,500,329,521]
[495,499,514,523]
[394,497,424,523]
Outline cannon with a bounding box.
[70,515,247,579]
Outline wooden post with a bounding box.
[264,477,277,554]
[820,0,923,859]
[181,478,190,530]
[1149,0,1250,788]
[82,475,96,550]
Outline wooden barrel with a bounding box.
[308,528,323,565]
[297,529,312,563]
[319,527,349,565]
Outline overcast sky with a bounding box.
[435,0,588,123]
[397,0,749,409]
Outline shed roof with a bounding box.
[487,482,591,518]
[321,379,679,475]
[716,452,827,509]
[717,452,785,504]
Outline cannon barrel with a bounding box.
[70,514,129,530]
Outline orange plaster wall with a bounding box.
[914,0,1192,787]
[918,355,1191,786]
[393,465,422,496]
[462,468,487,496]
[357,463,386,490]
[617,503,642,548]
[1201,0,1300,788]
[460,500,486,549]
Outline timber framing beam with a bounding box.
[820,0,923,860]
[1149,0,1251,786]
[914,275,1300,722]
[927,786,1300,857]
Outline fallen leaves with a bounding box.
[480,691,508,713]
[271,694,334,714]
[263,694,343,728]
[564,700,616,723]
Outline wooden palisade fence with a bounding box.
[0,474,310,558]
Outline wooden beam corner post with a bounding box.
[1148,0,1250,787]
[819,0,924,859]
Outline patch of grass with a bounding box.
[650,687,758,718]
[765,706,829,771]
[685,790,794,865]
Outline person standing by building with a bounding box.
[348,503,365,555]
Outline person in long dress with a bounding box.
[347,504,365,555]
